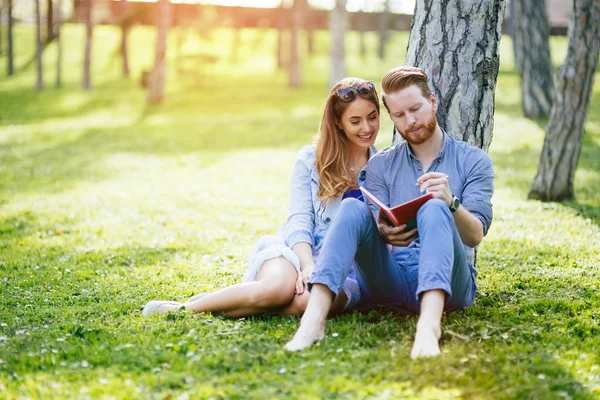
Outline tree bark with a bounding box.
[148,0,170,103]
[528,0,600,202]
[513,0,554,118]
[55,0,61,87]
[288,0,304,88]
[7,0,14,76]
[403,0,506,152]
[82,0,92,90]
[329,0,346,88]
[120,0,129,77]
[35,0,43,91]
[47,0,54,43]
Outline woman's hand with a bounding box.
[295,264,315,295]
[377,211,418,247]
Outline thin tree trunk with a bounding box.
[378,0,390,60]
[7,0,13,76]
[0,1,4,57]
[329,0,346,88]
[306,14,314,55]
[513,0,554,118]
[528,0,600,201]
[509,0,520,71]
[120,0,129,77]
[359,11,366,58]
[35,0,43,91]
[403,0,506,151]
[276,2,286,69]
[47,0,54,43]
[148,0,170,103]
[288,0,304,88]
[82,0,92,90]
[55,0,61,87]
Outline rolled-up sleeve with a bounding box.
[461,151,495,236]
[283,146,316,249]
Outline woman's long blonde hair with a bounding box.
[316,78,380,204]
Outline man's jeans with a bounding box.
[308,198,477,314]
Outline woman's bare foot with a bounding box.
[284,319,325,351]
[410,322,441,360]
[142,301,183,317]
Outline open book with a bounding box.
[360,187,434,230]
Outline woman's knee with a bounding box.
[340,197,372,220]
[251,258,297,308]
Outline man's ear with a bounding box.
[430,93,438,113]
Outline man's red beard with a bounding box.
[397,109,437,145]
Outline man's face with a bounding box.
[385,85,438,145]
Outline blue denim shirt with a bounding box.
[365,132,494,264]
[281,145,378,253]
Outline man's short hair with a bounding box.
[381,66,432,112]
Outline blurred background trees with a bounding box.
[2,0,598,203]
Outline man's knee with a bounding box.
[418,198,451,220]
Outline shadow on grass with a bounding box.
[0,76,320,197]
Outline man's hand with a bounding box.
[417,172,452,206]
[377,211,418,247]
[295,265,314,295]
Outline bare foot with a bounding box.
[284,321,325,351]
[142,300,183,317]
[410,323,441,360]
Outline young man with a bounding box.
[285,66,494,359]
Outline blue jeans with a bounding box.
[308,198,477,315]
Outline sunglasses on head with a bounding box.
[335,81,375,102]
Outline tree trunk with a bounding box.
[120,0,129,77]
[47,0,54,43]
[55,0,61,87]
[148,0,170,103]
[306,16,314,56]
[403,0,506,152]
[82,0,92,90]
[358,11,366,58]
[288,0,304,88]
[276,2,286,69]
[378,0,390,60]
[528,0,600,202]
[35,0,43,91]
[329,0,346,88]
[0,1,4,57]
[513,0,554,118]
[509,0,520,71]
[7,0,14,76]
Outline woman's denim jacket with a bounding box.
[281,145,378,254]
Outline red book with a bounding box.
[360,187,434,230]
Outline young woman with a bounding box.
[142,78,381,317]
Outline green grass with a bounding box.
[0,23,599,399]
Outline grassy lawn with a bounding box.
[0,23,599,399]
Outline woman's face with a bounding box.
[339,97,380,151]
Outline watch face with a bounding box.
[450,196,459,212]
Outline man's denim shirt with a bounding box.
[281,145,378,254]
[365,132,494,264]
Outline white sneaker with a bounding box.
[142,300,183,317]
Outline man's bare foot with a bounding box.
[284,321,325,351]
[410,322,441,360]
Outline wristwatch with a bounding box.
[449,195,460,213]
